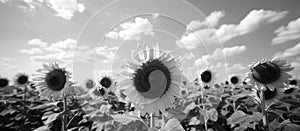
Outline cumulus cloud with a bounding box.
[177,9,288,50]
[216,9,288,42]
[22,38,118,64]
[272,17,300,45]
[27,38,48,47]
[20,48,43,55]
[105,17,154,41]
[194,45,247,68]
[105,31,119,39]
[47,0,85,20]
[274,43,300,58]
[45,38,77,52]
[1,0,85,20]
[186,11,225,32]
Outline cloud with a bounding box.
[105,17,154,40]
[216,9,288,42]
[20,48,43,55]
[274,43,300,58]
[105,31,119,39]
[28,38,48,47]
[176,28,217,50]
[272,17,300,45]
[1,0,85,20]
[23,38,118,64]
[0,0,10,4]
[177,9,288,50]
[47,0,85,20]
[45,38,77,52]
[186,11,225,31]
[194,45,247,68]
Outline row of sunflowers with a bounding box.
[0,45,300,131]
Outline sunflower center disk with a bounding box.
[142,70,168,98]
[252,62,281,84]
[46,69,66,91]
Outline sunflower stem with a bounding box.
[150,113,155,128]
[62,95,68,131]
[260,87,269,131]
[200,84,208,131]
[23,84,27,130]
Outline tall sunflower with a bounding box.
[119,44,182,114]
[246,57,294,91]
[33,63,73,101]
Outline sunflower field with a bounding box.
[1,48,300,131]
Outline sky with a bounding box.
[0,0,300,84]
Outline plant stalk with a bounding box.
[62,95,68,131]
[260,87,269,131]
[150,113,155,128]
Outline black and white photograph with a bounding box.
[0,0,300,130]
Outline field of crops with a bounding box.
[0,58,299,131]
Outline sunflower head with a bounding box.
[120,44,182,114]
[84,79,95,90]
[14,73,29,86]
[230,76,239,85]
[98,75,115,93]
[0,77,9,88]
[247,58,294,91]
[201,70,212,83]
[33,63,72,100]
[251,62,281,84]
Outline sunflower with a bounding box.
[14,73,29,86]
[199,68,216,93]
[84,79,95,91]
[230,75,241,85]
[246,57,294,91]
[119,44,182,114]
[98,75,115,93]
[0,77,9,88]
[33,63,73,101]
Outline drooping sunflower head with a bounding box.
[14,73,29,86]
[33,63,72,101]
[120,44,182,114]
[0,77,9,88]
[246,58,294,91]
